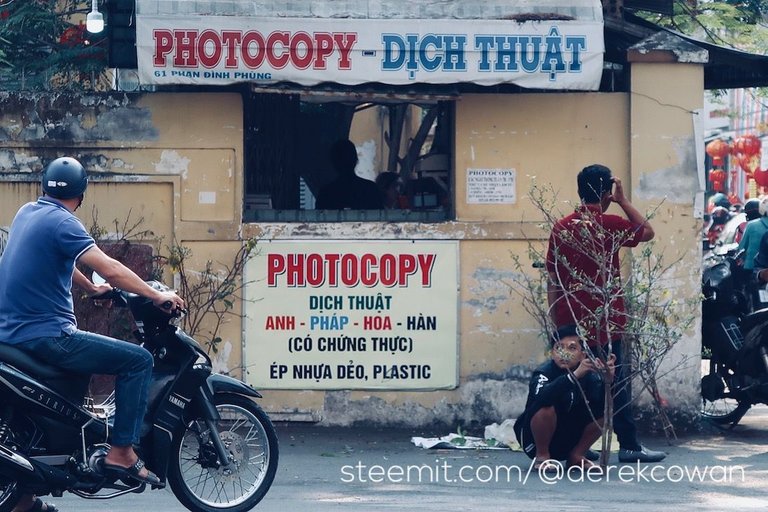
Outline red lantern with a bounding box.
[709,168,727,192]
[709,168,726,182]
[754,168,768,187]
[706,139,730,167]
[738,154,760,175]
[733,134,762,157]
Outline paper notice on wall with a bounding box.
[199,191,217,204]
[466,168,516,204]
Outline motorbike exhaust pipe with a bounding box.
[0,443,34,473]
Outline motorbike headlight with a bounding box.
[193,350,212,370]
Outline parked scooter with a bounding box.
[0,279,278,511]
[701,244,768,425]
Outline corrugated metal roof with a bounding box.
[136,0,603,22]
[611,13,768,90]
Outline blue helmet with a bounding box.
[42,157,88,199]
[710,193,731,210]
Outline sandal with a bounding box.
[532,459,561,475]
[102,458,164,487]
[567,458,604,476]
[27,497,58,512]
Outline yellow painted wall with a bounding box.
[455,93,631,222]
[454,93,630,367]
[629,62,703,405]
[250,92,643,424]
[0,78,703,425]
[0,92,246,386]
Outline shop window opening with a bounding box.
[243,91,454,222]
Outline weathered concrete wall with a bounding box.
[628,57,705,425]
[0,84,703,430]
[0,91,246,378]
[245,91,699,429]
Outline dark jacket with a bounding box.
[514,360,605,431]
[316,176,384,210]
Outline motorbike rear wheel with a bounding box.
[700,358,751,425]
[168,392,278,512]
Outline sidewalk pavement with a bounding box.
[56,406,768,511]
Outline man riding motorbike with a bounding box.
[0,157,185,512]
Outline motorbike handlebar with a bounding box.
[91,289,123,301]
[161,300,187,317]
[91,287,185,317]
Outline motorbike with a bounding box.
[701,244,768,425]
[0,279,278,511]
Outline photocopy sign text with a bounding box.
[244,241,459,390]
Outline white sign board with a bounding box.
[137,16,604,90]
[466,168,516,204]
[243,241,459,390]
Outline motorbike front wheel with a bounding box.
[168,393,278,512]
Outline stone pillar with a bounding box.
[627,32,708,425]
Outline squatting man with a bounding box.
[514,325,614,473]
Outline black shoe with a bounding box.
[585,449,600,461]
[618,445,666,463]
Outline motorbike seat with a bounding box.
[0,343,70,380]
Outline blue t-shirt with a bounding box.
[0,197,95,344]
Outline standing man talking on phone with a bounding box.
[546,164,666,463]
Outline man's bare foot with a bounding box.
[567,456,603,475]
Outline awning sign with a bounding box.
[137,16,604,90]
[243,241,459,390]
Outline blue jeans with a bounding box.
[19,330,153,446]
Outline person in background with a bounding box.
[707,206,732,248]
[738,198,768,272]
[734,198,761,244]
[514,325,614,473]
[375,171,402,209]
[316,139,384,210]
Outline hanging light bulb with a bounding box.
[86,0,104,33]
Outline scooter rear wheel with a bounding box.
[700,359,751,425]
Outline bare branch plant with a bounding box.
[508,180,696,467]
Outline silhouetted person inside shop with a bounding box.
[316,139,384,210]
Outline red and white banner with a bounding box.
[137,15,604,90]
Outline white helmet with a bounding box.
[760,196,768,217]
